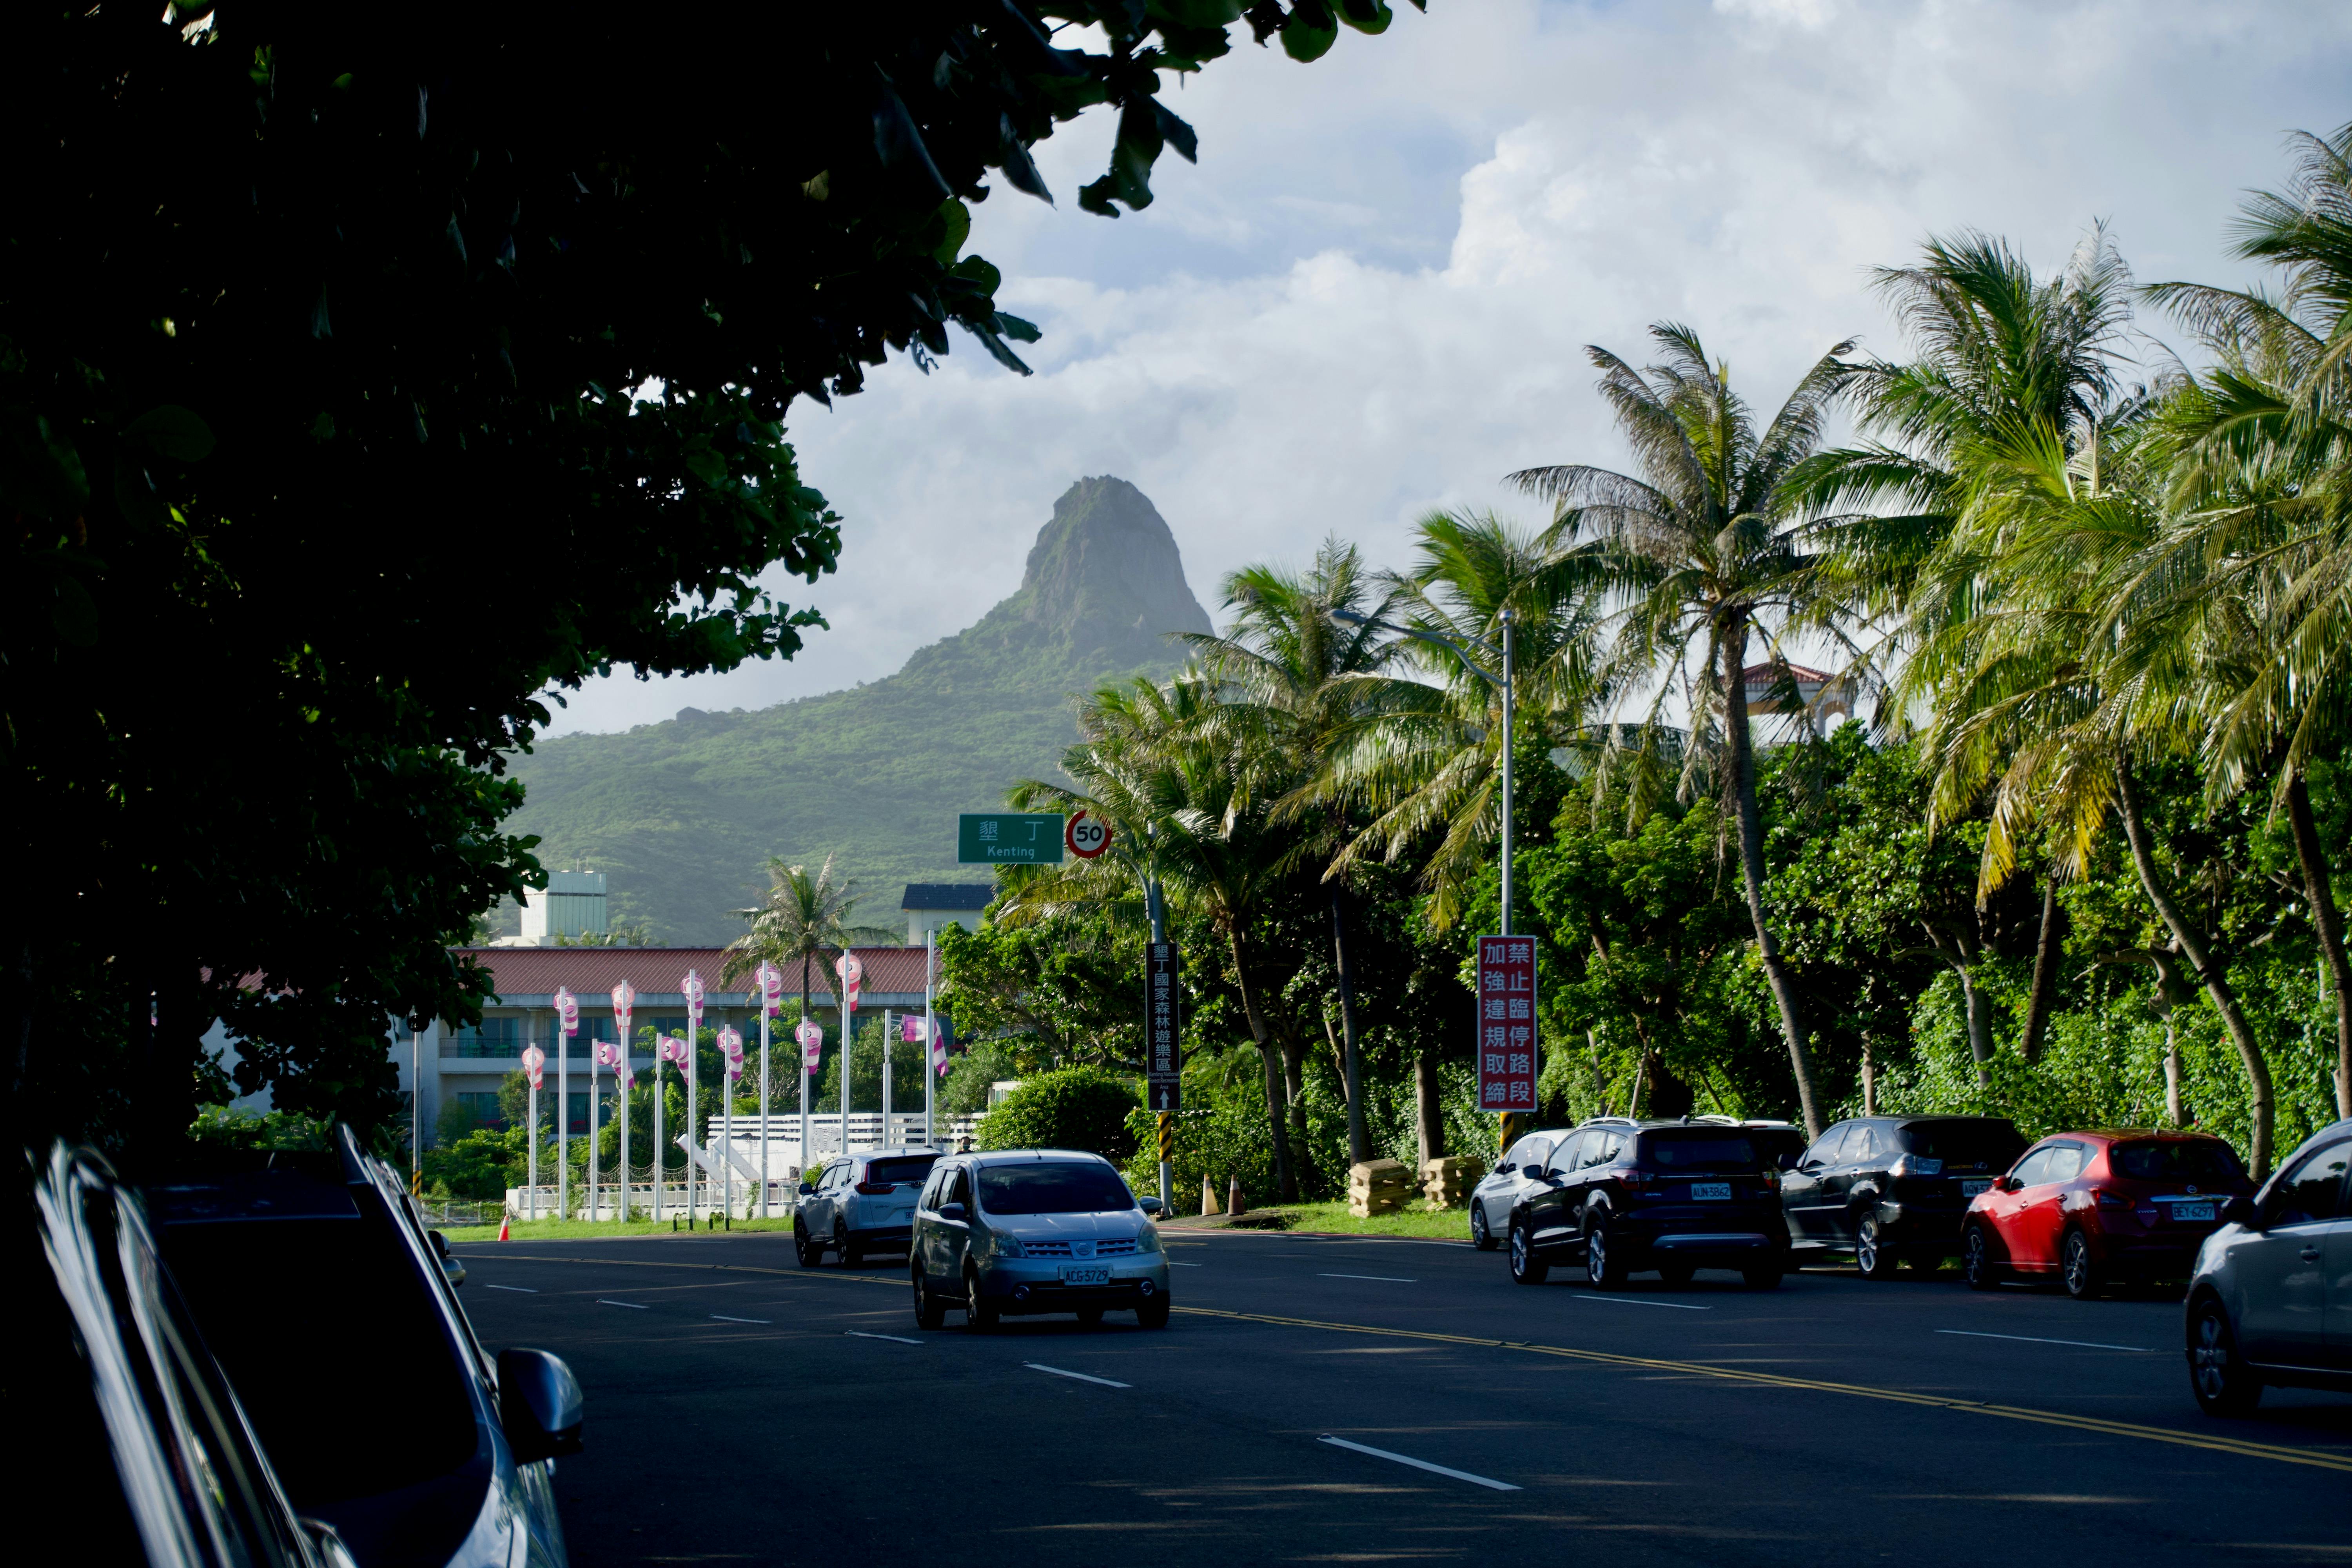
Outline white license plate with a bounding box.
[1059,1265,1111,1286]
[2172,1203,2215,1222]
[1690,1182,1730,1201]
[1961,1180,1991,1199]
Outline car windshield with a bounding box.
[866,1155,939,1186]
[1639,1132,1759,1172]
[159,1210,477,1505]
[1898,1120,2024,1168]
[2109,1140,2245,1184]
[977,1162,1134,1215]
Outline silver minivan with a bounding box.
[1468,1127,1570,1250]
[909,1151,1171,1329]
[2184,1117,2351,1414]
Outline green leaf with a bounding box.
[1336,0,1394,35]
[1147,0,1247,25]
[1281,2,1339,62]
[51,572,100,648]
[124,405,216,461]
[995,312,1042,344]
[1153,103,1199,164]
[931,198,972,266]
[684,444,730,488]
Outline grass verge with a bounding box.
[439,1215,797,1243]
[1164,1201,1473,1241]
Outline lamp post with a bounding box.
[1331,605,1519,1149]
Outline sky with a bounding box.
[542,0,2352,737]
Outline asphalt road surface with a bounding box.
[451,1227,2350,1567]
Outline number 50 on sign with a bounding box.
[1475,936,1537,1111]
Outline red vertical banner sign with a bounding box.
[1475,935,1538,1113]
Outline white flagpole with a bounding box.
[617,1049,630,1223]
[557,1007,569,1221]
[883,1009,895,1145]
[527,1076,539,1220]
[759,984,773,1218]
[652,1036,665,1224]
[799,1018,811,1186]
[587,1040,600,1223]
[925,927,937,1149]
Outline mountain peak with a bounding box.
[906,476,1210,678]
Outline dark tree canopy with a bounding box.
[1,1,1420,1152]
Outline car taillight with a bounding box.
[855,1181,895,1196]
[1619,1170,1647,1192]
[2093,1188,2130,1208]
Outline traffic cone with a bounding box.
[1201,1174,1217,1217]
[1226,1177,1243,1218]
[497,1210,512,1242]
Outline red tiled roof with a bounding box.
[1740,662,1835,684]
[456,946,934,1006]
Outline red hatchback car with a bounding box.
[1962,1131,2254,1298]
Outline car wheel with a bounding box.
[795,1222,823,1269]
[912,1263,946,1330]
[1137,1294,1171,1329]
[2060,1229,2104,1300]
[965,1268,998,1332]
[1509,1217,1549,1285]
[839,1225,862,1269]
[1855,1214,1899,1281]
[1657,1262,1695,1288]
[1962,1224,2001,1291]
[1470,1205,1497,1252]
[2188,1296,2261,1416]
[1585,1217,1626,1290]
[1743,1262,1783,1290]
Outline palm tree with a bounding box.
[723,854,862,1109]
[1507,324,1855,1139]
[1789,229,2134,1065]
[2145,123,2352,1118]
[1000,674,1305,1202]
[1184,537,1401,1166]
[1320,509,1606,927]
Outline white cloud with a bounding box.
[542,0,2352,736]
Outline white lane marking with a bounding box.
[1319,1272,1417,1283]
[710,1314,771,1325]
[1318,1435,1520,1491]
[845,1331,924,1345]
[1168,1261,1203,1267]
[484,1284,537,1294]
[1937,1328,2152,1353]
[597,1299,650,1310]
[1026,1362,1131,1389]
[1568,1294,1711,1310]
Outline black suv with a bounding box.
[148,1127,581,1568]
[1779,1114,2027,1278]
[1508,1117,1789,1290]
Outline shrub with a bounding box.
[977,1067,1140,1161]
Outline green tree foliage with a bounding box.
[2,1,1419,1155]
[976,1067,1140,1161]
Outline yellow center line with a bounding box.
[456,1251,2350,1474]
[1176,1305,2352,1474]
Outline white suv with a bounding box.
[2184,1118,2351,1414]
[795,1148,941,1267]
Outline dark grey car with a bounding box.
[2184,1117,2352,1414]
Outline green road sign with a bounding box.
[958,813,1065,865]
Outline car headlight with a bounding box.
[1136,1225,1162,1254]
[991,1230,1024,1258]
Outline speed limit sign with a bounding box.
[1066,811,1112,859]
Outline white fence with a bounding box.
[503,1179,788,1222]
[717,1112,985,1178]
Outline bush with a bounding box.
[977,1067,1140,1161]
[423,1126,528,1201]
[189,1105,330,1151]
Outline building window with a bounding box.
[444,1016,524,1058]
[454,1092,505,1131]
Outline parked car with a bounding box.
[909,1150,1171,1329]
[795,1146,941,1267]
[23,1141,365,1568]
[2182,1117,2352,1415]
[1467,1126,1572,1251]
[1781,1115,2027,1278]
[146,1127,581,1568]
[1961,1130,2253,1296]
[1509,1117,1789,1290]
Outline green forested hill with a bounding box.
[503,477,1213,943]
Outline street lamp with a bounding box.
[1329,607,1516,936]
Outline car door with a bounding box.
[1526,1132,1583,1250]
[1782,1123,1851,1244]
[2011,1141,2085,1270]
[1979,1146,2050,1259]
[807,1160,842,1234]
[934,1164,976,1285]
[2238,1136,2348,1367]
[1488,1135,1546,1231]
[2324,1155,2352,1370]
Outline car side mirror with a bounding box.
[429,1229,451,1259]
[938,1201,967,1223]
[2223,1194,2257,1228]
[1497,1162,1515,1175]
[1776,1152,1797,1171]
[1138,1196,1164,1215]
[798,1182,815,1197]
[2000,1176,2023,1193]
[497,1348,584,1465]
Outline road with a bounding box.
[452,1227,2351,1567]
